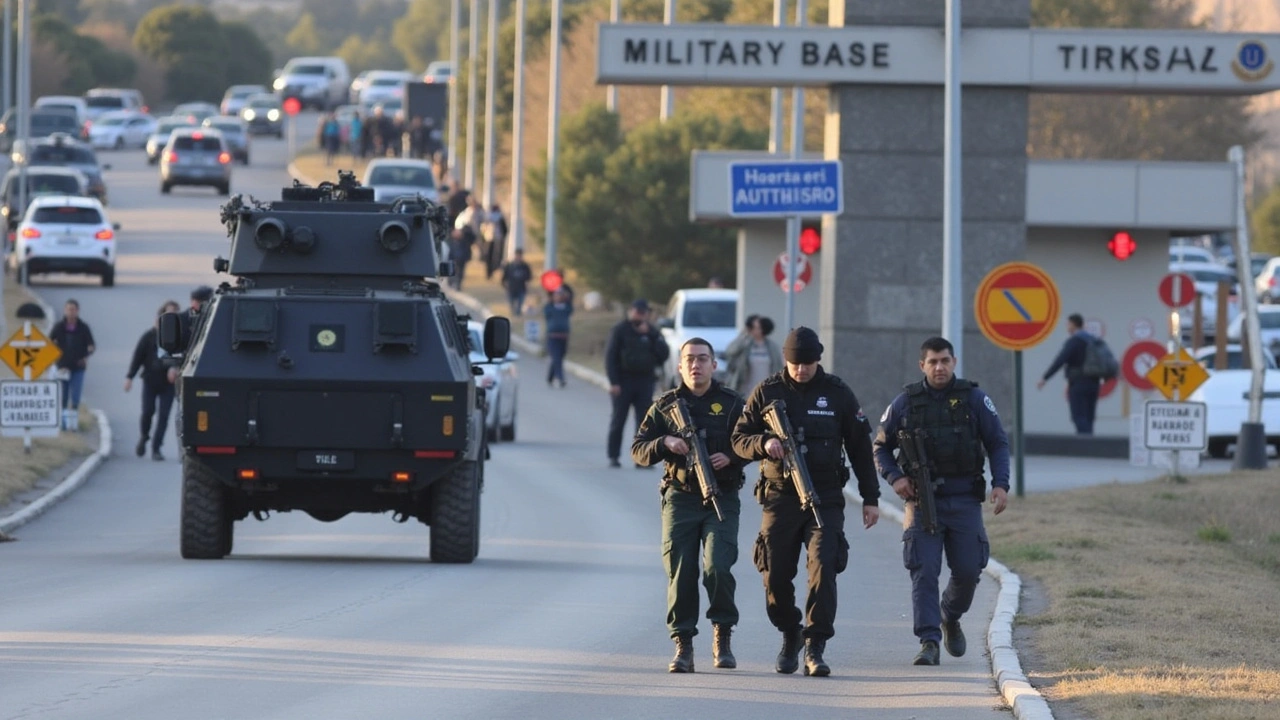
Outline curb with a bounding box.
[0,408,113,535]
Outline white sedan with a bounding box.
[468,321,518,443]
[357,70,416,107]
[361,158,439,203]
[1224,306,1280,360]
[1187,368,1280,459]
[88,110,157,150]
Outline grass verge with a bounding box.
[988,470,1280,720]
[0,278,95,508]
[293,149,627,379]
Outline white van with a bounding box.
[273,56,350,111]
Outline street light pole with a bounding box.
[659,0,675,121]
[448,0,461,176]
[783,0,806,333]
[482,0,498,209]
[544,0,563,272]
[508,0,527,260]
[942,0,964,373]
[465,0,480,190]
[606,0,619,112]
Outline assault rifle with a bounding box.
[895,427,941,535]
[662,398,725,522]
[761,400,823,528]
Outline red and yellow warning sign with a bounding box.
[974,262,1061,352]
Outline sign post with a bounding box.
[973,261,1061,497]
[728,159,842,332]
[282,96,301,163]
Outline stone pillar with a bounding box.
[822,0,1030,420]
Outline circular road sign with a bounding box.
[282,96,302,117]
[1158,272,1196,309]
[540,269,563,293]
[773,253,812,293]
[1122,340,1167,391]
[974,262,1060,351]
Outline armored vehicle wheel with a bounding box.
[429,460,480,563]
[181,454,233,559]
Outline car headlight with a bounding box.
[272,78,285,91]
[267,110,280,121]
[243,109,256,120]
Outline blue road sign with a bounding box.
[728,160,843,217]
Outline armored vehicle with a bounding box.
[160,172,508,562]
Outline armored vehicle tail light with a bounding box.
[94,229,113,240]
[392,471,411,483]
[237,469,259,481]
[196,446,237,455]
[254,218,288,251]
[442,415,455,436]
[197,411,208,432]
[378,220,411,253]
[413,450,457,459]
[20,227,40,238]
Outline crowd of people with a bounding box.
[316,107,444,165]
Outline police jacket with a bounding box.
[126,328,171,388]
[872,377,1012,496]
[1042,332,1092,385]
[605,320,669,385]
[631,380,747,492]
[730,366,880,506]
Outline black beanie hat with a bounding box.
[191,285,214,302]
[783,326,823,364]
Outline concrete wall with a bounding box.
[823,0,1030,422]
[736,223,823,332]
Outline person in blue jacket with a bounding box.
[1036,313,1100,434]
[872,336,1010,667]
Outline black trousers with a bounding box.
[753,483,847,640]
[1067,379,1100,435]
[140,381,176,451]
[607,377,654,460]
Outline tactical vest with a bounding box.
[904,379,984,477]
[758,373,845,479]
[660,386,743,491]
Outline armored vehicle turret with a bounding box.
[160,172,509,562]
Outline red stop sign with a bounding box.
[540,269,563,292]
[282,97,302,116]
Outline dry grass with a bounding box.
[0,279,95,507]
[989,470,1280,720]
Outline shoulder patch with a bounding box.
[984,395,998,416]
[880,405,891,423]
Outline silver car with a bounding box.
[159,127,232,195]
[468,321,518,442]
[145,115,198,164]
[361,158,438,202]
[201,116,251,165]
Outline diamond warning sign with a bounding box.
[0,324,61,380]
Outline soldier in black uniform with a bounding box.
[632,338,748,673]
[731,326,881,677]
[872,336,1010,666]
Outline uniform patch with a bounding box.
[816,396,828,409]
[984,395,998,415]
[855,409,867,424]
[949,398,962,408]
[710,402,723,415]
[880,405,891,423]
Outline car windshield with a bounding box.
[157,119,192,133]
[248,98,279,109]
[1185,269,1233,284]
[30,146,95,165]
[367,165,434,188]
[682,300,736,328]
[468,330,484,357]
[173,137,223,151]
[371,77,404,86]
[11,175,80,196]
[287,64,326,75]
[85,96,124,109]
[96,116,126,127]
[32,205,101,224]
[1261,312,1280,329]
[31,115,78,133]
[206,122,242,134]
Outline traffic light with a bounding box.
[1108,231,1136,261]
[799,223,821,255]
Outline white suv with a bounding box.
[273,56,350,110]
[8,195,119,286]
[657,288,740,388]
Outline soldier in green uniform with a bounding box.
[632,337,748,673]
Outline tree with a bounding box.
[33,14,136,94]
[393,0,450,73]
[1028,0,1262,161]
[526,104,765,303]
[337,30,408,76]
[221,22,273,87]
[134,5,230,101]
[1251,183,1280,256]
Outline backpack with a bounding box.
[1080,334,1119,380]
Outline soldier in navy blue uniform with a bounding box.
[731,326,881,678]
[872,336,1010,666]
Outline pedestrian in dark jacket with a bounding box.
[49,299,96,429]
[1036,313,1100,434]
[126,300,181,461]
[604,298,670,467]
[544,287,573,387]
[501,248,532,317]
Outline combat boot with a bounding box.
[803,638,830,677]
[913,640,940,666]
[668,634,694,673]
[775,627,803,674]
[942,617,967,657]
[712,624,736,669]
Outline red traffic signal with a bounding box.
[540,269,563,292]
[282,97,302,116]
[1108,231,1136,261]
[799,226,821,255]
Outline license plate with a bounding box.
[296,450,354,471]
[56,236,80,245]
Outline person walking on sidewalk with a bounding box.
[49,299,95,431]
[604,299,669,468]
[631,338,748,673]
[543,287,572,387]
[872,336,1010,667]
[125,301,181,461]
[1036,313,1100,435]
[501,248,532,317]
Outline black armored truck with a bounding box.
[160,172,509,563]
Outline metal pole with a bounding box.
[942,0,963,373]
[448,0,461,177]
[606,0,619,112]
[544,0,562,271]
[15,0,27,251]
[768,0,785,153]
[659,0,675,121]
[482,0,498,209]
[508,0,526,259]
[465,0,480,190]
[1014,350,1024,497]
[3,0,11,114]
[1229,145,1268,469]
[783,0,806,333]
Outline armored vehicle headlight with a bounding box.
[254,217,288,252]
[292,225,316,254]
[378,220,411,253]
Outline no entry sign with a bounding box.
[1158,273,1196,309]
[974,262,1060,351]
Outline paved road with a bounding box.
[1,113,1225,720]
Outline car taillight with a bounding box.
[94,228,113,240]
[166,151,178,163]
[20,227,40,238]
[1270,277,1277,287]
[218,152,231,164]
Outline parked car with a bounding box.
[1224,306,1280,360]
[0,166,91,232]
[1255,256,1280,304]
[1171,260,1239,342]
[159,127,232,195]
[357,70,415,107]
[87,110,156,149]
[1228,252,1273,282]
[1188,367,1280,458]
[201,116,251,164]
[220,84,268,117]
[0,107,83,152]
[1193,344,1278,371]
[7,194,119,286]
[468,320,518,442]
[83,88,146,121]
[361,158,438,202]
[1169,244,1218,265]
[272,56,350,110]
[657,288,739,388]
[240,93,284,137]
[16,134,110,205]
[145,116,198,165]
[173,102,221,125]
